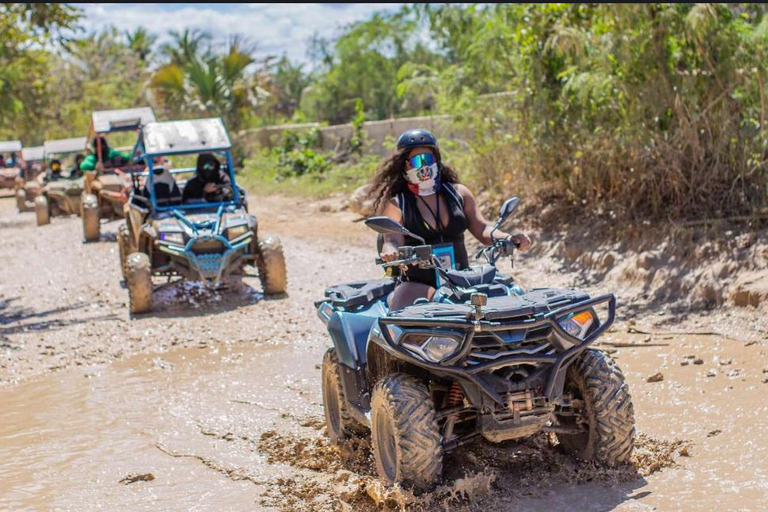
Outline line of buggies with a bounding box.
[7,107,287,314]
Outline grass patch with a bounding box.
[239,149,378,198]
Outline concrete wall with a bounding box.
[237,114,455,156]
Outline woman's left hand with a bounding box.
[508,233,532,251]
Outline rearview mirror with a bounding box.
[497,197,520,222]
[365,216,426,244]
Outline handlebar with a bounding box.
[377,244,435,269]
[474,237,518,264]
[378,238,519,270]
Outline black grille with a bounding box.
[191,238,225,255]
[466,325,555,367]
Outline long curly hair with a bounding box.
[369,148,460,214]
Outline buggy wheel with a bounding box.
[257,234,287,294]
[117,224,130,279]
[34,196,50,226]
[370,373,443,489]
[126,252,152,314]
[82,193,100,242]
[16,189,26,213]
[556,348,635,465]
[322,349,364,442]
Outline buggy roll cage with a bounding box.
[128,118,241,214]
[87,107,156,168]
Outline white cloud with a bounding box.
[72,3,403,64]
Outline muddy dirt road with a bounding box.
[1,193,767,510]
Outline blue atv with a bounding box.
[119,118,287,314]
[315,198,635,489]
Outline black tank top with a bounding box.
[396,183,469,287]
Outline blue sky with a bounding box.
[74,3,404,63]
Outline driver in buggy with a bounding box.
[69,154,85,179]
[372,129,532,310]
[79,136,130,172]
[44,159,64,182]
[182,153,233,204]
[3,152,19,168]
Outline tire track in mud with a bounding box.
[183,407,690,512]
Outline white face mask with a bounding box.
[405,163,439,196]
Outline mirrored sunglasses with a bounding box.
[408,153,435,169]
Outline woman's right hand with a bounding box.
[380,249,399,263]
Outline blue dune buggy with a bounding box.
[315,198,635,489]
[120,118,287,314]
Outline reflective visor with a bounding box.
[408,153,436,169]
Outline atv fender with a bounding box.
[326,301,386,368]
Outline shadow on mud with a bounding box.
[0,296,118,337]
[83,231,118,244]
[0,216,35,230]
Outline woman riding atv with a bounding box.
[371,129,532,310]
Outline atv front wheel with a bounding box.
[16,189,26,213]
[321,349,363,442]
[257,235,287,294]
[34,196,50,226]
[117,224,130,279]
[370,373,443,489]
[556,348,635,465]
[82,193,100,242]
[126,252,152,314]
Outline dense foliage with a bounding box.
[2,3,768,221]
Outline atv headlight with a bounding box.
[160,232,185,246]
[557,310,596,340]
[402,335,461,363]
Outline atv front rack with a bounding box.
[377,294,616,406]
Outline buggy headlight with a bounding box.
[227,225,249,240]
[160,232,185,246]
[558,310,596,340]
[402,335,461,363]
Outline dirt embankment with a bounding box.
[1,192,768,511]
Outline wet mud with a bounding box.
[0,194,767,510]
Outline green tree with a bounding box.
[150,35,267,133]
[0,3,81,141]
[300,10,440,123]
[125,27,157,62]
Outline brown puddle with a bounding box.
[0,330,767,511]
[0,340,321,510]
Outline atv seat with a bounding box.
[443,265,497,288]
[325,278,396,309]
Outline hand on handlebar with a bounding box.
[379,249,399,263]
[203,182,220,194]
[507,233,532,251]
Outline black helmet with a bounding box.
[196,152,221,182]
[396,129,438,151]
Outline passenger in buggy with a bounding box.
[138,157,182,206]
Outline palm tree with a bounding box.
[160,29,211,65]
[125,27,157,62]
[150,35,266,131]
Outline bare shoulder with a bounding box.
[454,183,476,202]
[381,197,403,221]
